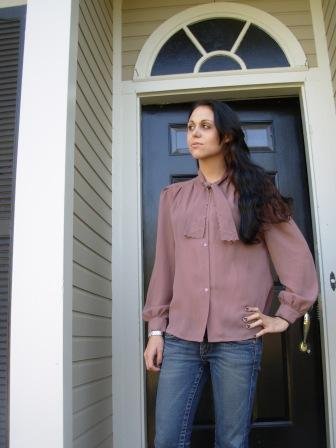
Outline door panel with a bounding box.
[142,98,325,447]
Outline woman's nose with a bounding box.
[192,126,201,137]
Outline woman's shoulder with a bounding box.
[160,178,194,207]
[161,178,194,195]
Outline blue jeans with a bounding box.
[155,333,263,448]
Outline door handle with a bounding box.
[299,312,311,354]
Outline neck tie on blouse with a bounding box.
[183,182,239,242]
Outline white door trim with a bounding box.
[112,69,336,448]
[112,2,336,447]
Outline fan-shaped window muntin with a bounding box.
[151,18,289,76]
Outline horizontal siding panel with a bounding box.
[77,54,112,115]
[77,41,112,105]
[77,66,112,132]
[73,396,112,438]
[74,0,112,443]
[73,287,112,317]
[287,25,314,40]
[123,0,205,8]
[73,415,113,448]
[328,30,336,61]
[123,35,149,52]
[75,125,112,178]
[73,263,111,299]
[123,1,311,21]
[77,44,112,107]
[78,10,112,85]
[73,357,112,387]
[122,66,135,80]
[123,20,162,36]
[74,149,112,203]
[323,0,336,105]
[73,313,112,337]
[123,5,201,23]
[326,5,336,40]
[75,109,112,168]
[232,0,311,13]
[123,50,141,67]
[73,376,112,412]
[262,11,312,26]
[73,216,111,262]
[86,0,113,40]
[325,0,335,28]
[73,192,111,243]
[80,1,112,60]
[76,89,112,155]
[96,436,113,448]
[73,337,112,362]
[294,38,315,54]
[74,170,112,224]
[307,53,317,67]
[73,238,111,279]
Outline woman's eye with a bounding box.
[187,125,194,130]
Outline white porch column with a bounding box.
[9,1,79,447]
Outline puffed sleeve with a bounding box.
[142,187,175,331]
[263,218,319,323]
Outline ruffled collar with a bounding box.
[183,169,239,242]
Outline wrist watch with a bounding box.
[148,330,163,337]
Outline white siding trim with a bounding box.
[112,0,148,447]
[134,2,307,78]
[9,0,79,447]
[309,1,336,446]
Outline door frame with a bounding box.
[112,71,336,448]
[112,8,336,448]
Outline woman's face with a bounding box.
[187,105,224,161]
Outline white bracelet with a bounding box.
[148,330,163,337]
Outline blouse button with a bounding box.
[204,288,209,292]
[203,242,208,247]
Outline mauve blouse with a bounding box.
[142,169,318,342]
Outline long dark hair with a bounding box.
[188,100,292,244]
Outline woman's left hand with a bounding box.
[243,307,289,337]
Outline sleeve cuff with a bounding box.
[148,317,168,332]
[275,303,302,324]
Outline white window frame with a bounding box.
[112,2,336,448]
[134,2,307,79]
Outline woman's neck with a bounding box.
[198,157,227,183]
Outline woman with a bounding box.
[142,100,318,448]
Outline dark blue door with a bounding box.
[142,98,325,448]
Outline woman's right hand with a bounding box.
[144,335,164,372]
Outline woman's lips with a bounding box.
[191,142,203,147]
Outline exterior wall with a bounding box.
[122,0,317,80]
[322,0,336,103]
[73,0,113,447]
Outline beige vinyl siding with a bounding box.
[122,0,316,80]
[73,0,113,447]
[322,0,336,104]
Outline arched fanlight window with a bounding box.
[151,18,289,76]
